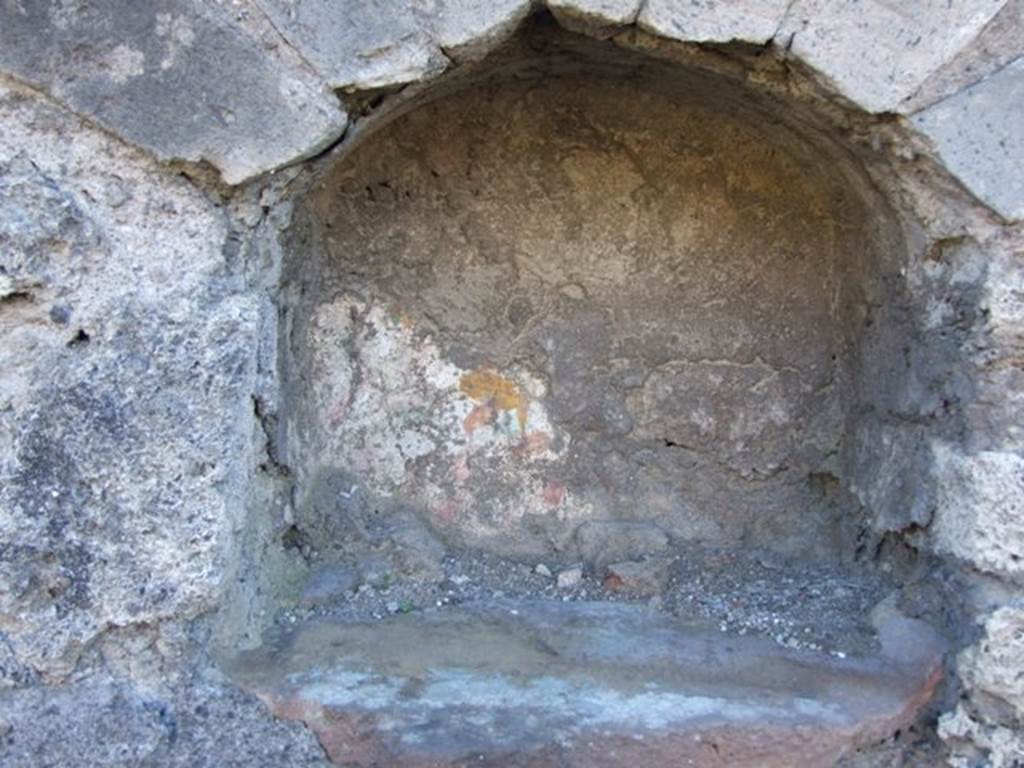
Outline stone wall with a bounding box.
[0,2,1021,766]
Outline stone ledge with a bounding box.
[226,600,946,767]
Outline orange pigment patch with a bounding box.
[542,479,566,507]
[459,367,528,432]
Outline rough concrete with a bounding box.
[575,520,670,569]
[0,0,346,184]
[226,600,946,767]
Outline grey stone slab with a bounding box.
[227,599,946,767]
[253,0,448,90]
[638,0,792,45]
[912,57,1024,221]
[435,0,534,61]
[0,0,346,184]
[904,0,1024,112]
[547,0,643,37]
[783,0,1006,113]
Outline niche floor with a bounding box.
[227,587,944,767]
[223,542,946,767]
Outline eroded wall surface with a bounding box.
[285,75,872,558]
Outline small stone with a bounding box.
[557,567,583,589]
[535,563,552,578]
[386,601,400,614]
[602,559,669,596]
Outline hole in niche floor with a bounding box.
[225,24,951,767]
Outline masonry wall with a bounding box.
[0,2,1022,766]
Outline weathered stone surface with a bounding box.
[939,602,1024,767]
[227,600,946,767]
[912,58,1024,221]
[576,521,670,569]
[0,0,346,184]
[930,445,1024,581]
[547,0,642,37]
[283,73,881,560]
[0,678,331,767]
[782,0,1007,113]
[0,77,258,681]
[638,0,792,45]
[904,0,1024,111]
[436,0,534,61]
[253,0,447,90]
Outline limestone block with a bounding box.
[0,0,346,184]
[435,0,534,61]
[638,0,793,45]
[930,444,1024,581]
[782,0,1006,113]
[253,0,447,90]
[547,0,643,37]
[904,0,1024,111]
[912,58,1024,221]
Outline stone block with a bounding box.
[0,0,346,184]
[436,0,534,61]
[783,0,1006,113]
[547,0,642,37]
[639,0,792,45]
[930,444,1024,581]
[253,0,447,90]
[227,600,946,767]
[912,57,1024,221]
[940,602,1024,767]
[904,0,1024,111]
